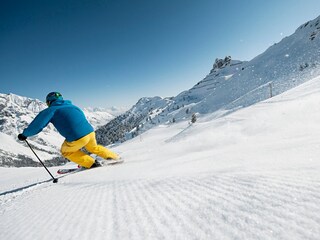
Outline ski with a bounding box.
[57,159,124,174]
[57,167,83,174]
[102,158,124,166]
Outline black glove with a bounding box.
[18,134,27,141]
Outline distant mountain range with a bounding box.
[1,15,320,167]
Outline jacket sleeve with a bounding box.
[22,108,55,137]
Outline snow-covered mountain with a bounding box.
[2,15,320,166]
[96,15,320,145]
[0,93,61,167]
[83,106,127,128]
[96,96,174,145]
[2,74,320,240]
[0,93,120,167]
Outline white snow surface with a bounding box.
[1,76,320,240]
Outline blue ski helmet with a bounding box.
[46,92,63,106]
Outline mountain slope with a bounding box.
[1,74,320,240]
[0,93,63,167]
[96,96,173,145]
[96,15,320,145]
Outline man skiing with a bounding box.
[18,92,119,168]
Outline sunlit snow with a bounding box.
[1,76,320,239]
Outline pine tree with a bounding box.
[191,113,197,123]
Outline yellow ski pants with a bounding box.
[61,132,118,168]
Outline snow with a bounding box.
[83,107,123,128]
[1,75,320,239]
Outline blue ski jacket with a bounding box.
[22,100,94,142]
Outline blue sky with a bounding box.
[1,0,320,108]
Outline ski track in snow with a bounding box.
[1,170,319,240]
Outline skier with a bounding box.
[18,92,119,168]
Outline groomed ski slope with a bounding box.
[1,76,320,240]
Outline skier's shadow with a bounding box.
[0,174,69,197]
[0,179,53,196]
[0,162,125,197]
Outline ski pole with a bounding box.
[25,140,58,183]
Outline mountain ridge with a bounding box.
[96,15,320,146]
